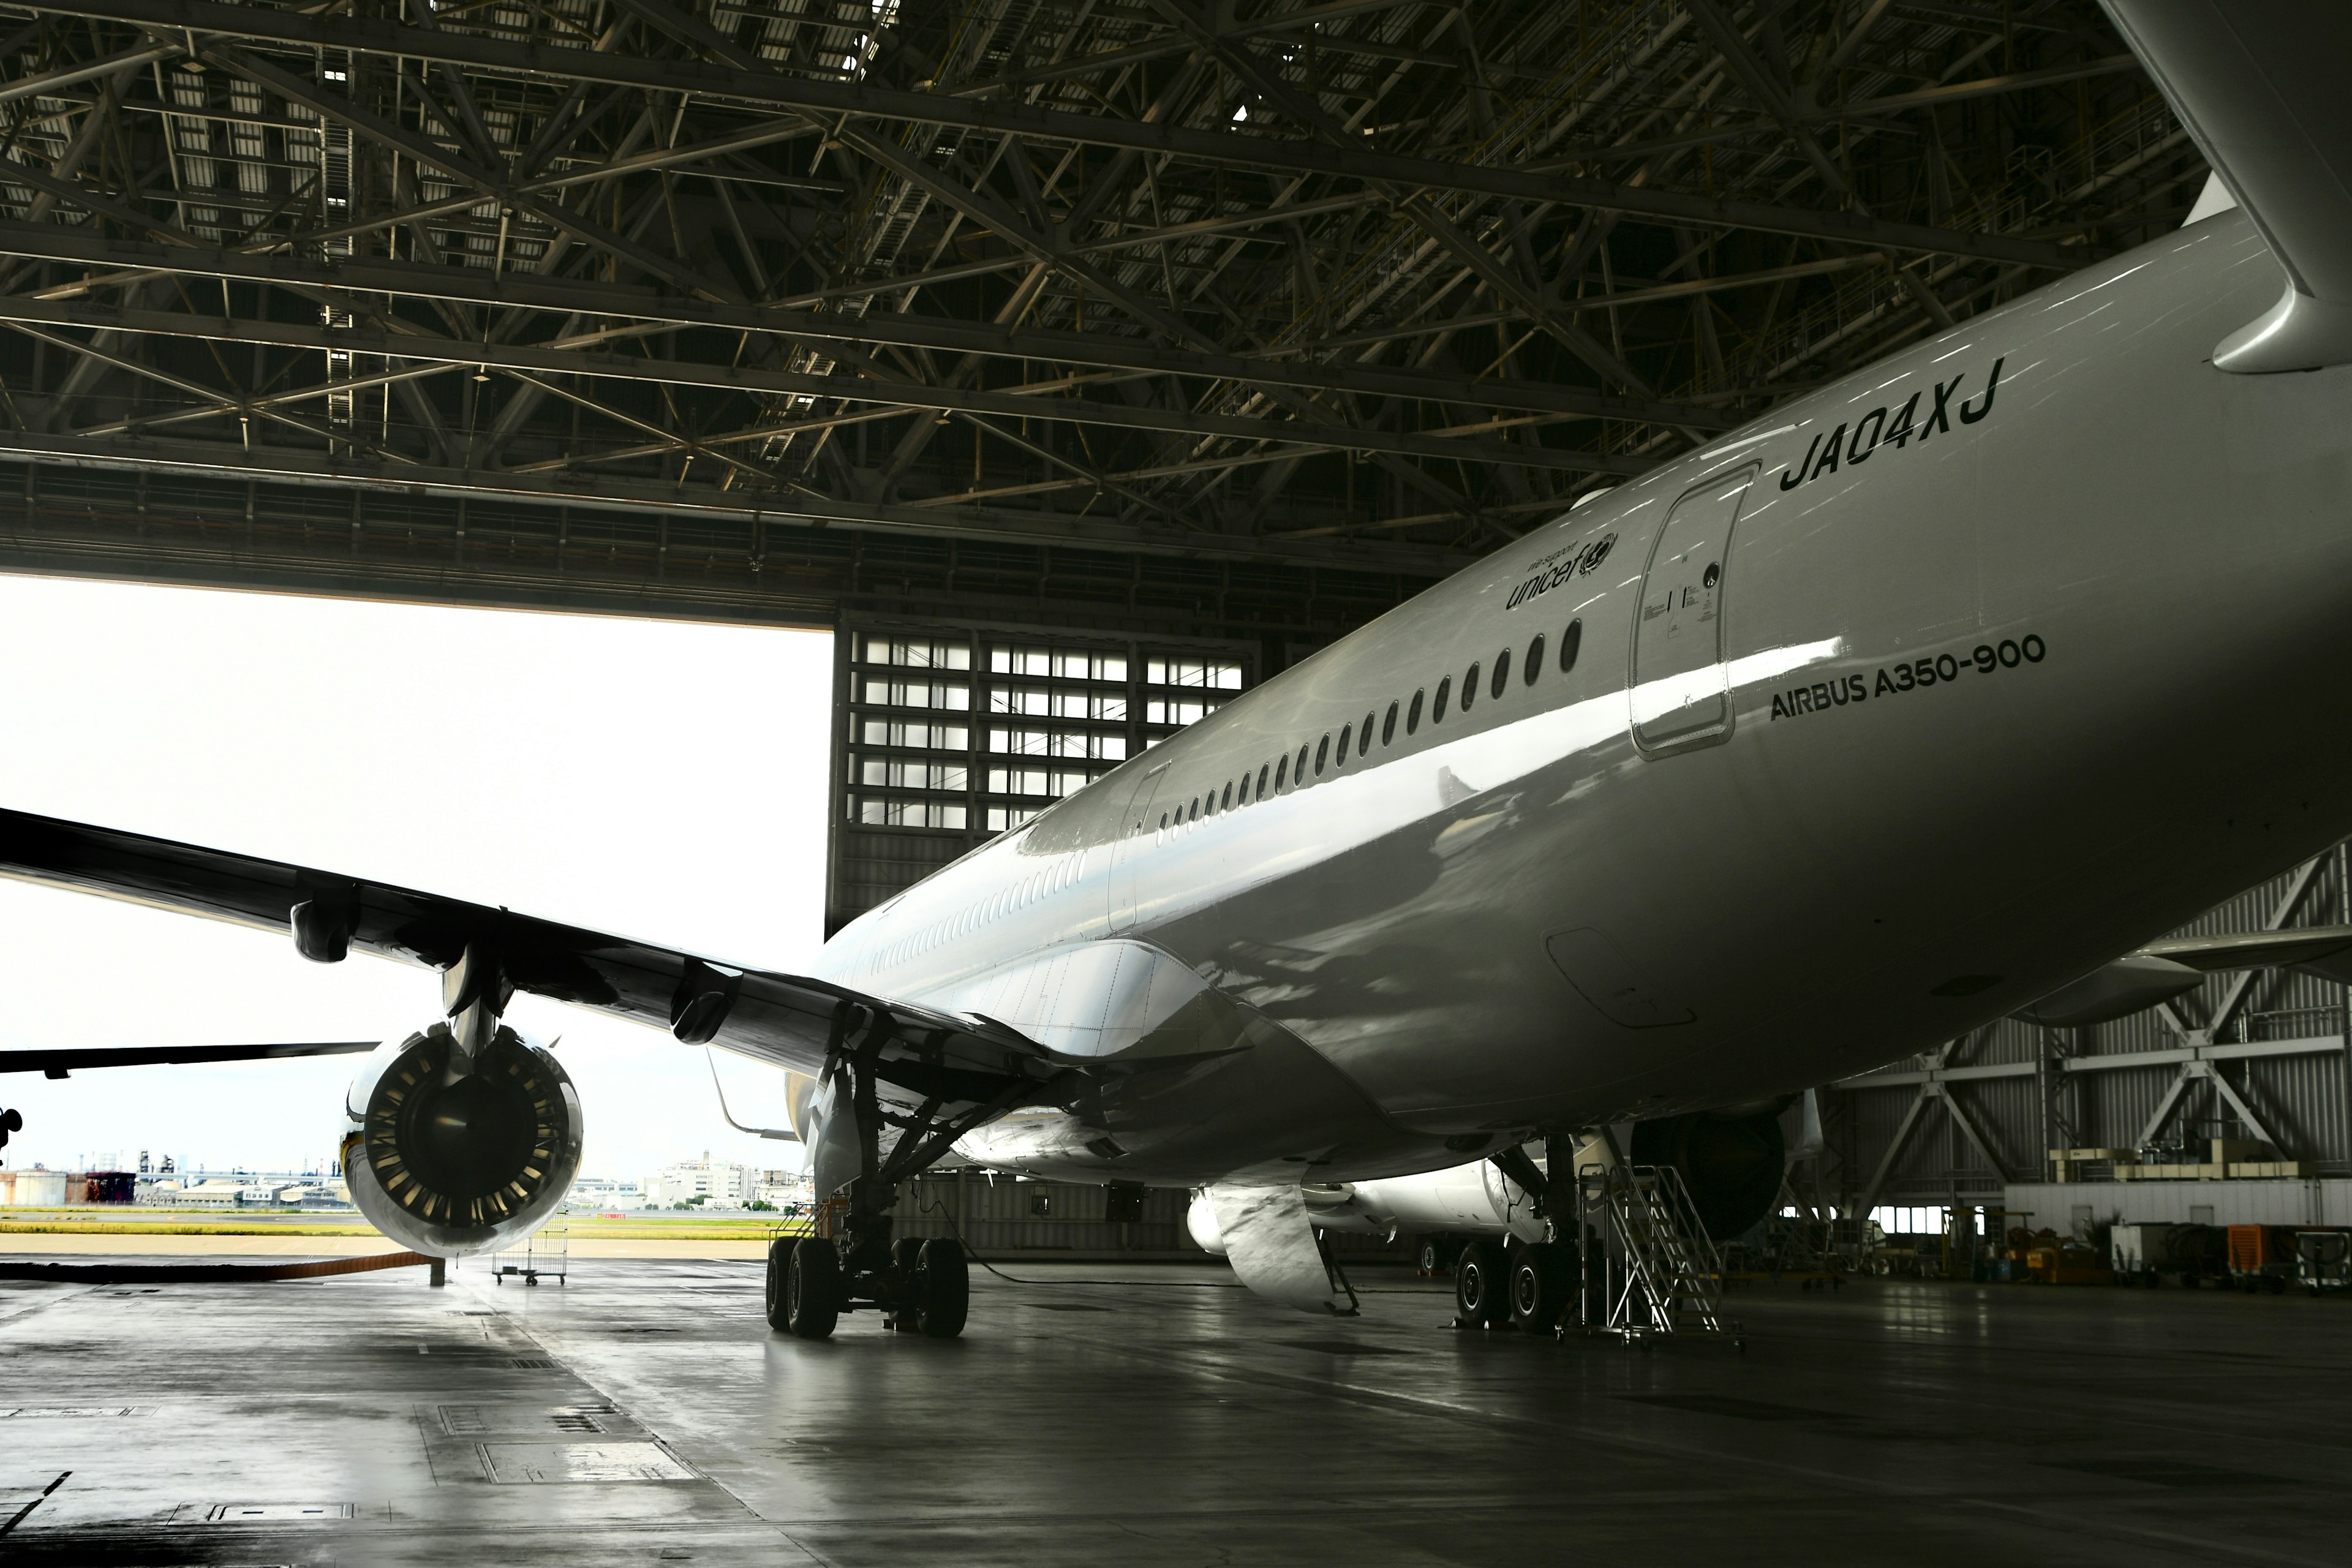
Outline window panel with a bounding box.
[990,646,1127,682]
[856,797,968,829]
[861,720,969,750]
[864,677,969,711]
[1146,658,1242,690]
[989,728,1126,760]
[1147,696,1221,726]
[865,638,970,671]
[859,759,967,791]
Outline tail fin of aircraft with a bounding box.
[2104,1,2352,371]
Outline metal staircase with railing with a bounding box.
[1572,1145,1735,1346]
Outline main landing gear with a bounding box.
[766,1231,969,1339]
[763,1008,1036,1342]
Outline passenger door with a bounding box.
[1630,465,1757,752]
[1107,761,1167,932]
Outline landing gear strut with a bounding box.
[764,1008,1041,1341]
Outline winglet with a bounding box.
[2105,1,2352,372]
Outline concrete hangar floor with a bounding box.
[0,1259,2344,1566]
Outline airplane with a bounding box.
[4,0,2351,1343]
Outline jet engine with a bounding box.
[1630,1108,1784,1240]
[341,1023,584,1257]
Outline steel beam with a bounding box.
[0,293,1640,474]
[0,224,1729,431]
[4,0,2089,268]
[0,427,1476,575]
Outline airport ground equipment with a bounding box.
[1569,1144,1733,1348]
[2112,1223,2229,1287]
[2294,1231,2351,1295]
[495,1213,570,1287]
[2225,1226,2300,1294]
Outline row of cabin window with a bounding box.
[1154,619,1585,834]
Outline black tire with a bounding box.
[785,1236,842,1340]
[1510,1240,1574,1332]
[764,1236,801,1331]
[916,1238,969,1338]
[1417,1237,1442,1276]
[1455,1239,1510,1325]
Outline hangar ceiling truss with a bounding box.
[0,0,2203,627]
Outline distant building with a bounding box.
[646,1156,755,1208]
[569,1176,643,1209]
[175,1180,258,1208]
[753,1169,810,1210]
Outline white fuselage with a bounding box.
[816,209,2352,1190]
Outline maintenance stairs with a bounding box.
[1571,1149,1736,1348]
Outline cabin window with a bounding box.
[1408,690,1423,733]
[1525,634,1545,684]
[1461,664,1480,712]
[1221,782,1233,811]
[1359,713,1374,756]
[1336,723,1352,763]
[1257,763,1270,796]
[1189,797,1199,821]
[1561,618,1583,673]
[1491,649,1511,699]
[1276,755,1288,790]
[1433,678,1450,723]
[1159,812,1168,831]
[1295,743,1310,780]
[1237,775,1250,805]
[1314,734,1329,775]
[1382,701,1398,744]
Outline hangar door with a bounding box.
[1630,466,1756,752]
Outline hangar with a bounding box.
[1,1,2348,1562]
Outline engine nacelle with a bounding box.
[1629,1108,1785,1241]
[341,1023,584,1258]
[1184,1161,1547,1254]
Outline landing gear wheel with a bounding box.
[784,1237,841,1340]
[1455,1240,1510,1326]
[916,1238,969,1338]
[889,1237,927,1330]
[1510,1241,1574,1333]
[1417,1237,1443,1276]
[764,1237,801,1332]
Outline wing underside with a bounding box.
[0,807,1071,1112]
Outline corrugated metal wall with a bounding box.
[886,1170,1196,1255]
[1823,847,2352,1210]
[881,1172,1406,1259]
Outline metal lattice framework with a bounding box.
[0,0,2202,637]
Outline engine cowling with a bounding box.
[341,1023,584,1257]
[1630,1109,1785,1241]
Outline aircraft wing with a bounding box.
[2138,925,2352,977]
[0,806,1067,1107]
[0,1040,379,1076]
[2015,924,2352,1027]
[2103,1,2352,371]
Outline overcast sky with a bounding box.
[0,573,831,1182]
